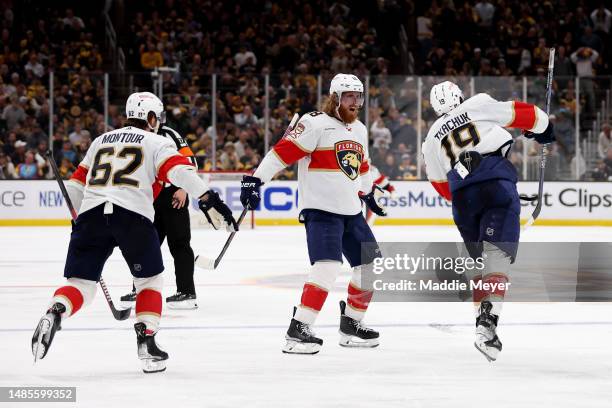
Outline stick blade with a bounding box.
[114,306,132,320]
[195,255,216,270]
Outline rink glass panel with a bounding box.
[38,72,612,181]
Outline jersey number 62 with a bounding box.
[89,146,144,187]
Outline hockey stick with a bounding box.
[521,47,555,228]
[194,208,249,270]
[194,113,301,270]
[45,150,131,321]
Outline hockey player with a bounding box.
[120,124,200,310]
[31,92,237,373]
[241,74,385,354]
[422,81,555,361]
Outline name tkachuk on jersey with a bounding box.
[67,126,196,221]
[422,93,549,200]
[254,111,372,215]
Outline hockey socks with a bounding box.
[134,275,163,333]
[294,261,340,324]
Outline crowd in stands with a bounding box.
[1,0,611,182]
[0,1,110,180]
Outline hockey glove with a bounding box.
[240,175,263,209]
[524,122,555,144]
[198,190,238,232]
[359,186,387,217]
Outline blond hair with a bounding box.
[321,94,339,117]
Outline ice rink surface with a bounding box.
[1,225,612,408]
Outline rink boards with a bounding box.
[0,180,611,226]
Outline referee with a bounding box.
[121,124,199,309]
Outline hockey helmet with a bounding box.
[125,92,166,128]
[430,81,464,116]
[330,73,364,107]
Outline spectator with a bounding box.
[234,45,257,69]
[68,121,87,146]
[219,141,241,170]
[475,0,495,29]
[0,152,17,179]
[16,150,41,179]
[140,42,163,70]
[397,153,418,180]
[370,118,392,149]
[24,52,45,78]
[598,123,612,159]
[234,130,250,158]
[570,46,599,112]
[2,96,26,130]
[234,105,258,129]
[591,5,612,35]
[60,141,77,165]
[552,112,576,161]
[591,148,612,181]
[12,140,27,165]
[63,9,85,30]
[58,157,75,179]
[378,152,399,180]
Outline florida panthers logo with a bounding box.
[335,140,364,180]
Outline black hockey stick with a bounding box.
[194,113,300,270]
[521,47,555,228]
[45,150,131,321]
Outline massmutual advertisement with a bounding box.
[0,180,610,226]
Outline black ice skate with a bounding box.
[134,322,168,373]
[32,303,65,362]
[166,292,198,310]
[338,300,379,348]
[474,301,503,362]
[282,307,323,355]
[120,289,137,308]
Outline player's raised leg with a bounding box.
[32,278,97,361]
[32,207,110,362]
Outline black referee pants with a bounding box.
[154,186,196,295]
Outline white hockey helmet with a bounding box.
[330,73,364,107]
[430,81,464,116]
[125,92,165,126]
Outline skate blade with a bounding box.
[32,318,51,362]
[282,339,321,355]
[474,341,499,362]
[166,300,198,310]
[339,333,379,348]
[141,358,167,373]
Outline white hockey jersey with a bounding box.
[67,126,206,221]
[254,111,372,215]
[422,93,549,200]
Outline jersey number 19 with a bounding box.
[440,123,480,165]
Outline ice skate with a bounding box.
[134,322,168,373]
[282,307,323,355]
[120,289,137,308]
[338,300,379,348]
[474,301,502,362]
[166,292,198,310]
[32,303,65,362]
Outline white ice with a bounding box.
[1,225,612,408]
